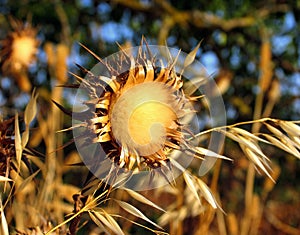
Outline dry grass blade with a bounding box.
[195,146,232,161]
[45,197,93,235]
[238,135,270,163]
[195,177,218,209]
[102,210,125,235]
[242,147,274,181]
[115,213,169,235]
[263,134,300,159]
[183,171,200,203]
[230,127,270,145]
[223,125,275,179]
[0,176,12,182]
[14,113,22,170]
[124,188,166,212]
[21,128,30,149]
[90,210,125,235]
[0,197,9,235]
[116,200,163,229]
[22,90,38,148]
[227,129,269,161]
[291,136,300,148]
[264,122,284,138]
[15,170,40,193]
[265,123,300,158]
[222,130,271,169]
[183,42,201,68]
[88,211,111,235]
[24,89,38,126]
[279,120,300,137]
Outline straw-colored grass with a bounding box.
[0,18,299,235]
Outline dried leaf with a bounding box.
[241,136,270,162]
[183,172,200,203]
[264,134,300,158]
[263,164,280,194]
[243,147,274,181]
[91,211,117,234]
[184,42,201,68]
[279,121,300,137]
[89,211,111,235]
[196,178,217,209]
[264,122,283,137]
[230,127,270,145]
[14,113,22,170]
[0,197,9,235]
[195,146,232,161]
[278,121,300,149]
[102,210,125,235]
[21,130,29,148]
[116,200,163,229]
[24,89,38,126]
[278,135,300,158]
[223,130,270,162]
[124,188,165,212]
[263,134,294,154]
[0,176,12,182]
[15,170,40,193]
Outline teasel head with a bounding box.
[0,18,39,92]
[58,38,224,191]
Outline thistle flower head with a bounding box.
[0,18,39,91]
[68,39,226,191]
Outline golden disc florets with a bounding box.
[110,82,178,157]
[70,41,204,178]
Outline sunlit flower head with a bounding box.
[64,39,226,191]
[0,18,39,91]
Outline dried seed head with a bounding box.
[0,18,39,91]
[11,33,37,70]
[67,40,227,190]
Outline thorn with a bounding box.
[52,99,72,116]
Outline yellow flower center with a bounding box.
[11,36,37,69]
[129,101,175,145]
[110,82,177,156]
